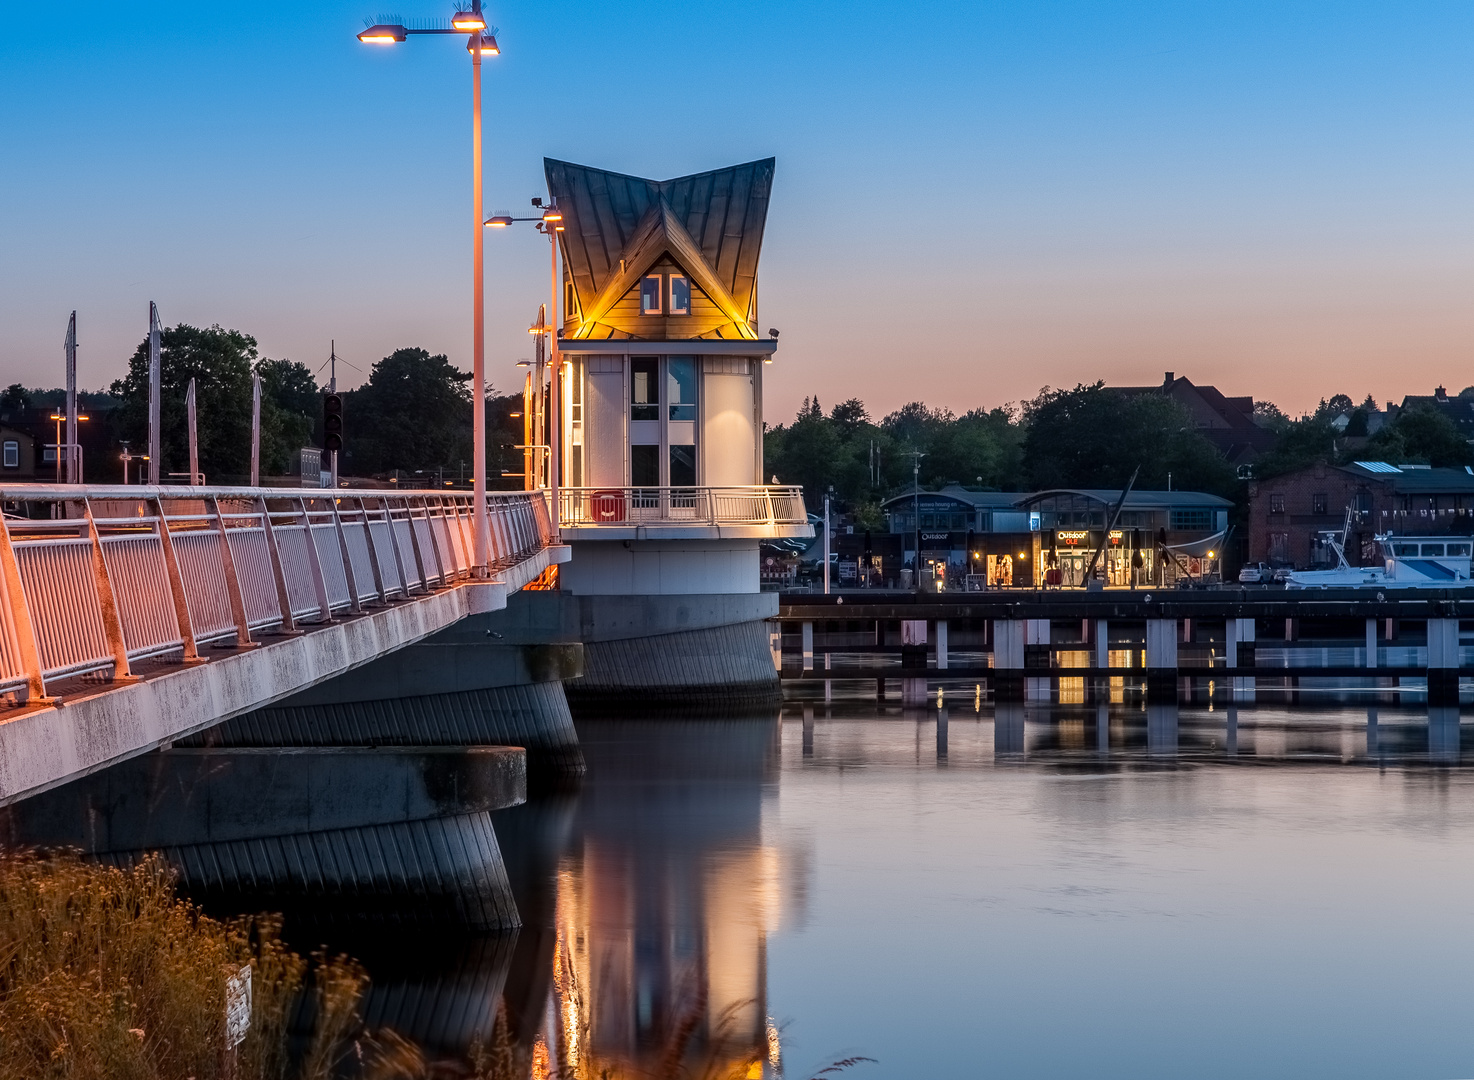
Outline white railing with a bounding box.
[556,485,808,528]
[0,485,555,702]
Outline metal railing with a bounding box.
[556,485,807,528]
[0,485,555,702]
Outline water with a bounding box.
[484,698,1474,1080]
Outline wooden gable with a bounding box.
[546,157,774,341]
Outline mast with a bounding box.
[147,302,162,485]
[63,312,77,483]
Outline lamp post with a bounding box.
[487,204,564,534]
[49,410,88,483]
[358,4,498,575]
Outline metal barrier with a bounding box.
[557,485,807,528]
[0,485,555,702]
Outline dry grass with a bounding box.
[0,848,395,1080]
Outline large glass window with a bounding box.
[631,444,660,487]
[669,275,690,315]
[669,444,696,486]
[631,358,659,420]
[667,357,696,421]
[640,275,662,315]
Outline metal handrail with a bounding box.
[556,485,807,527]
[0,485,554,703]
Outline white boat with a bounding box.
[1285,517,1474,589]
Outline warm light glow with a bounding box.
[472,34,499,54]
[541,210,563,222]
[451,10,486,30]
[485,215,513,227]
[1207,550,1216,558]
[357,24,406,44]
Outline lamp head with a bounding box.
[485,215,513,228]
[358,23,406,43]
[451,8,487,30]
[467,32,498,54]
[541,209,562,223]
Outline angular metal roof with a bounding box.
[545,157,775,324]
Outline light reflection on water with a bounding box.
[496,699,1474,1080]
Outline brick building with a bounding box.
[1247,461,1474,568]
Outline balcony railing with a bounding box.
[556,486,808,528]
[0,485,555,702]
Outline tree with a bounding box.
[111,324,256,481]
[1352,406,1473,468]
[0,385,31,410]
[254,358,319,475]
[1021,383,1235,496]
[342,347,474,476]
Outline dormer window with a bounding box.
[669,275,689,315]
[640,275,662,315]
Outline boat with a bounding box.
[1285,510,1474,589]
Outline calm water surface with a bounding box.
[500,697,1474,1080]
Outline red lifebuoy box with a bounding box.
[591,489,625,522]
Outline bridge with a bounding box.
[0,484,565,806]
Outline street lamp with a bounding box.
[49,410,88,483]
[488,204,564,532]
[357,3,498,576]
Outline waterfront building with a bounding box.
[537,157,812,705]
[876,485,1231,587]
[1247,460,1474,569]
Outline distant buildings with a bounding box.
[1246,460,1474,568]
[856,483,1232,587]
[1113,371,1277,467]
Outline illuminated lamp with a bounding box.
[541,209,563,222]
[467,33,498,54]
[451,8,486,30]
[358,23,406,43]
[485,215,514,227]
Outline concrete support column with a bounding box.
[1145,618,1179,703]
[1090,618,1109,703]
[936,620,949,671]
[802,621,814,672]
[901,619,928,706]
[994,702,1025,757]
[993,618,1025,702]
[1093,619,1109,670]
[1025,618,1051,702]
[1365,617,1378,670]
[1227,617,1255,701]
[1426,617,1460,706]
[936,707,948,762]
[1428,705,1460,764]
[1147,702,1179,758]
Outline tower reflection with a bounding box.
[527,717,784,1079]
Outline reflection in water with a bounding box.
[213,695,1474,1079]
[498,718,787,1079]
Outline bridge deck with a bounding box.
[0,486,564,805]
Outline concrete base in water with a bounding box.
[0,746,525,931]
[181,641,586,779]
[455,592,781,715]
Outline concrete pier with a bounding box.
[1,746,526,930]
[182,640,585,779]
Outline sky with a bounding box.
[1,1,1472,425]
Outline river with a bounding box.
[469,695,1474,1079]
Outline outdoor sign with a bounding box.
[1058,530,1089,545]
[225,965,252,1050]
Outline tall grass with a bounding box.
[0,849,387,1080]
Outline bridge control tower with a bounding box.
[530,157,812,708]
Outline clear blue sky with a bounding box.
[2,1,1471,422]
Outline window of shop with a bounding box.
[631,358,659,420]
[1170,508,1212,530]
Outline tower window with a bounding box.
[640,275,662,315]
[669,275,689,315]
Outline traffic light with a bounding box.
[323,393,344,452]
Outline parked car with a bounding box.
[1271,566,1294,584]
[1238,562,1274,584]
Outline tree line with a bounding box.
[5,323,525,485]
[765,382,1474,519]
